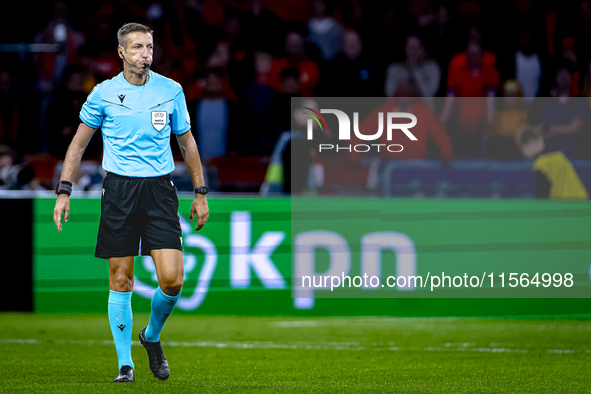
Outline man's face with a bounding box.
[343,31,362,61]
[466,42,483,70]
[556,68,572,90]
[282,75,299,94]
[205,73,223,94]
[254,51,271,73]
[313,0,327,18]
[119,32,153,74]
[405,36,424,64]
[285,32,304,57]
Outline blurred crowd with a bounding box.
[2,0,591,191]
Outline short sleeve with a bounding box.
[171,88,191,135]
[79,86,103,129]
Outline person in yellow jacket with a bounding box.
[515,124,588,199]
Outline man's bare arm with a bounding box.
[176,130,209,230]
[53,122,97,232]
[177,130,206,188]
[61,123,97,182]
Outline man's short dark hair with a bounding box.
[117,23,153,48]
[280,67,300,80]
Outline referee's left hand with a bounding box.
[53,194,70,232]
[190,195,209,231]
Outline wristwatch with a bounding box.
[195,186,209,195]
[55,180,73,196]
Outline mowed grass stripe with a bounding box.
[1,337,587,354]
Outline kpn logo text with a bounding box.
[303,107,417,153]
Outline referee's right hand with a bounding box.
[54,194,70,232]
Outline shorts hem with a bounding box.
[140,245,183,256]
[94,251,139,260]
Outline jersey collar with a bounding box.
[120,70,152,88]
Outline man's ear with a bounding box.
[117,46,124,58]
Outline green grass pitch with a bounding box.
[0,313,589,393]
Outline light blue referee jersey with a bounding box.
[80,70,191,177]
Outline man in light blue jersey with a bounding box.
[52,23,209,383]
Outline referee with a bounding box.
[53,23,209,383]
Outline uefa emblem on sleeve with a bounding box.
[151,111,167,132]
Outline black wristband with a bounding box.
[55,181,73,196]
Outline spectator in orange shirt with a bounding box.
[352,82,454,161]
[441,40,500,158]
[267,31,320,97]
[445,40,500,97]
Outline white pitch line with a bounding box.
[0,339,41,344]
[0,338,586,354]
[270,321,322,327]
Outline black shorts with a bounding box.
[95,172,183,259]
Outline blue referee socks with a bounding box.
[145,287,181,342]
[108,290,134,369]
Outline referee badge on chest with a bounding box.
[151,111,167,132]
